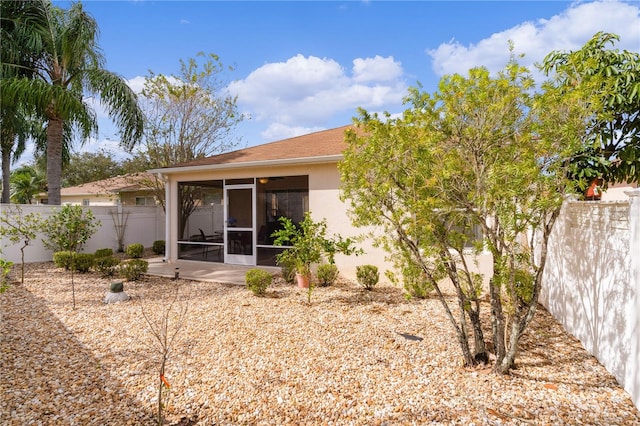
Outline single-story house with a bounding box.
[151,125,393,281]
[37,173,159,206]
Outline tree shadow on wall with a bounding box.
[542,202,633,386]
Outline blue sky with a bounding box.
[39,0,640,164]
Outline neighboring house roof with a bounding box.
[58,173,153,197]
[153,125,354,174]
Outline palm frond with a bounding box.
[86,68,144,149]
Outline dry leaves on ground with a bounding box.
[1,262,639,425]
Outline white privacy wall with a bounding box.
[0,204,165,264]
[540,193,639,410]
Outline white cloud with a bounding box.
[127,75,147,94]
[230,54,347,104]
[352,55,403,83]
[428,0,640,79]
[76,136,133,161]
[228,54,407,141]
[260,123,326,141]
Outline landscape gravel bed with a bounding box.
[1,262,639,425]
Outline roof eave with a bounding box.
[149,154,344,176]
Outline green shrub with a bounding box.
[152,240,165,255]
[95,255,121,277]
[120,259,148,281]
[357,264,379,291]
[41,205,99,253]
[94,248,114,258]
[276,250,296,284]
[53,251,74,270]
[125,243,144,259]
[73,253,95,273]
[401,264,433,300]
[245,268,273,296]
[317,263,339,287]
[0,258,13,293]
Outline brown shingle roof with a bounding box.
[164,125,353,169]
[60,173,152,196]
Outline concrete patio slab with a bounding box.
[146,257,279,285]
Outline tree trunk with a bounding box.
[431,282,476,367]
[489,274,507,371]
[20,241,27,284]
[456,325,476,367]
[494,313,522,373]
[466,306,487,362]
[454,300,476,367]
[158,361,165,426]
[46,115,64,205]
[1,143,12,203]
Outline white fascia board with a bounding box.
[149,154,343,176]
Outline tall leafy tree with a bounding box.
[0,0,143,205]
[540,32,640,189]
[136,52,243,236]
[340,54,593,373]
[141,52,242,168]
[62,150,124,187]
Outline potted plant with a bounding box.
[272,213,324,289]
[272,212,360,293]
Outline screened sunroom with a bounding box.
[176,175,309,266]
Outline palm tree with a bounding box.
[10,165,46,204]
[0,1,43,203]
[1,110,29,203]
[1,0,143,205]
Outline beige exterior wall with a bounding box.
[59,194,118,206]
[162,162,391,281]
[58,191,156,207]
[161,161,494,284]
[120,190,157,206]
[307,163,392,280]
[601,183,638,201]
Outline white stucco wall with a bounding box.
[627,189,640,410]
[540,198,639,410]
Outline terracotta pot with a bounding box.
[295,273,310,288]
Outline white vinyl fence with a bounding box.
[0,204,165,264]
[540,189,640,410]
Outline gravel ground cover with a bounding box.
[1,262,639,426]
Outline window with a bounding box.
[82,199,90,206]
[256,175,309,266]
[442,212,484,251]
[177,180,224,262]
[135,196,155,206]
